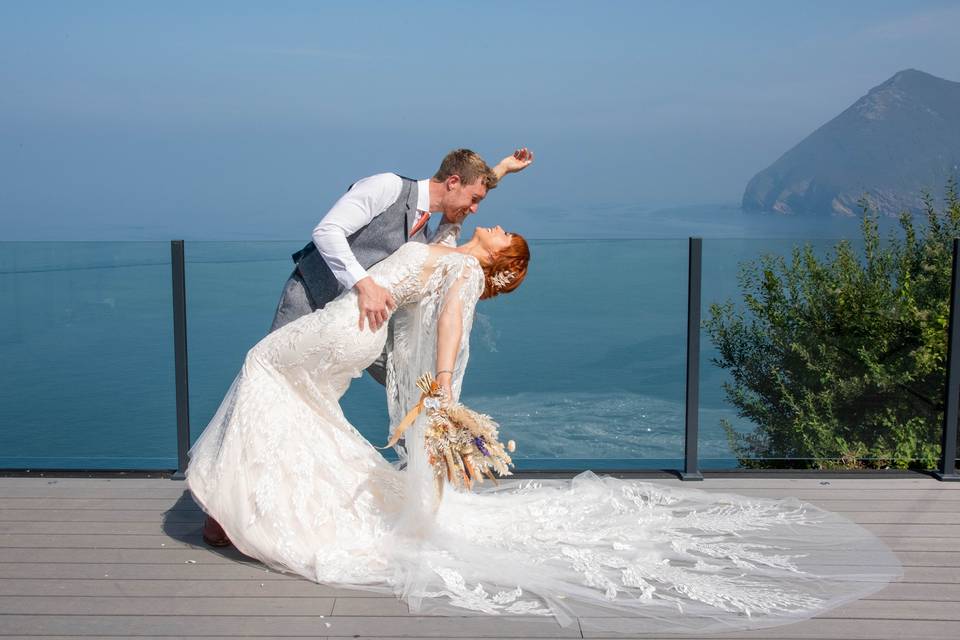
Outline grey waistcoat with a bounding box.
[292,175,426,309]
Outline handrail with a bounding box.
[1,237,955,478]
[934,238,960,481]
[680,237,704,480]
[171,240,191,480]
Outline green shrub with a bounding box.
[705,181,960,469]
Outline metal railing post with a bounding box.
[171,240,191,480]
[680,237,704,480]
[934,238,960,481]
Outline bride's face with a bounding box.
[473,225,514,260]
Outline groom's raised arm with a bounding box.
[491,147,534,180]
[429,147,535,248]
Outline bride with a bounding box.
[186,226,901,635]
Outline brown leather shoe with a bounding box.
[202,515,232,547]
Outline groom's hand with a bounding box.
[355,277,396,332]
[492,147,535,179]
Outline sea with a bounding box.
[0,206,911,470]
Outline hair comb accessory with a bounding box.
[490,270,516,289]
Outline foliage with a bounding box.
[704,181,960,469]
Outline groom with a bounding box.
[271,147,534,381]
[201,147,534,547]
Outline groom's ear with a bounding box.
[446,175,462,190]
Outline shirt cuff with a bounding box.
[341,262,370,291]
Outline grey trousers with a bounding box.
[270,270,388,386]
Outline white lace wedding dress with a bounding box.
[186,241,901,635]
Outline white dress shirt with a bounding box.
[311,173,461,291]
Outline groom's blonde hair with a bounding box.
[433,149,499,190]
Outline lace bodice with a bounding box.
[367,242,482,309]
[240,242,482,389]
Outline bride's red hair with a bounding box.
[480,233,530,300]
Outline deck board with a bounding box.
[0,475,957,638]
[3,532,958,552]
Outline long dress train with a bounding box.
[186,241,901,635]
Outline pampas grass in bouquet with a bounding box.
[385,373,516,493]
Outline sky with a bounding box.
[2,0,960,240]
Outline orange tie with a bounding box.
[410,210,431,236]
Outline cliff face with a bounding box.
[742,69,960,216]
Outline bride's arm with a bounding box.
[435,293,462,399]
[429,250,482,400]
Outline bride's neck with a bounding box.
[453,237,490,266]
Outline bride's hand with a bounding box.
[435,371,453,402]
[492,147,534,179]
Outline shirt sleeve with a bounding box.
[312,173,402,291]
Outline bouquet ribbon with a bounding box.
[380,379,442,450]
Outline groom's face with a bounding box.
[442,176,488,224]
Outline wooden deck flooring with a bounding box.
[0,474,957,639]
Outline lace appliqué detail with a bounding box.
[423,563,552,616]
